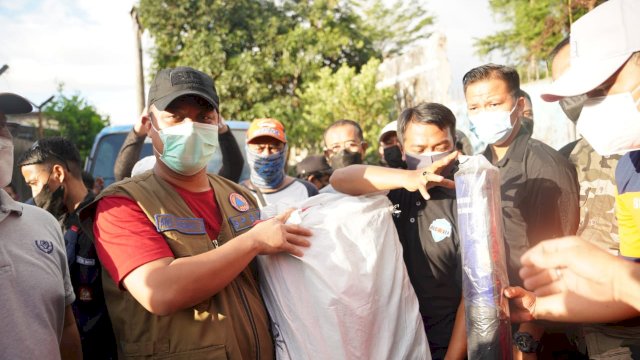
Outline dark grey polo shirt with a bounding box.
[482,129,579,286]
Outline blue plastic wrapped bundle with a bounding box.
[454,155,512,359]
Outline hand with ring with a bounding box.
[405,152,458,200]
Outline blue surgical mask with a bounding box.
[468,104,517,145]
[153,121,220,176]
[247,145,287,189]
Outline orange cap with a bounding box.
[247,118,287,143]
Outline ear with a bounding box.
[142,112,152,134]
[361,141,368,153]
[51,163,66,184]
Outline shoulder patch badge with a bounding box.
[428,218,452,243]
[35,240,54,254]
[229,193,250,212]
[228,209,261,233]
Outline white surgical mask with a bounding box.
[0,134,13,188]
[576,87,640,156]
[468,104,517,145]
[152,121,220,175]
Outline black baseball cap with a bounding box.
[0,93,33,114]
[296,155,332,177]
[147,67,219,111]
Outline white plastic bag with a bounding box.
[258,192,430,360]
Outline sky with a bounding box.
[0,0,515,127]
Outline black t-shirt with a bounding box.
[482,129,579,286]
[388,186,462,358]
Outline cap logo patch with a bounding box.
[428,218,452,243]
[170,70,205,87]
[154,214,206,235]
[35,240,54,254]
[229,193,250,212]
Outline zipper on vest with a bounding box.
[237,283,260,360]
[212,238,219,248]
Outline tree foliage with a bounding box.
[354,0,434,59]
[296,58,396,158]
[138,0,431,150]
[43,85,110,159]
[475,0,604,81]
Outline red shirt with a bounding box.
[94,185,223,285]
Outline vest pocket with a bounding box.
[122,340,227,359]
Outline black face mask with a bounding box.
[329,150,363,170]
[520,117,534,134]
[383,146,407,169]
[559,94,588,123]
[34,183,66,219]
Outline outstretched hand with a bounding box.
[404,151,458,200]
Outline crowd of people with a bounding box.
[1,0,640,359]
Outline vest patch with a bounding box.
[229,193,250,212]
[76,255,96,266]
[35,240,54,254]
[154,214,206,235]
[429,218,452,243]
[229,209,260,232]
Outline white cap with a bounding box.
[378,120,398,142]
[541,0,640,102]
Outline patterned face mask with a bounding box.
[247,144,287,189]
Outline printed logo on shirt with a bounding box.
[429,218,452,243]
[228,209,260,233]
[78,286,93,302]
[229,193,250,212]
[35,240,54,254]
[154,214,206,235]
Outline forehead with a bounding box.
[248,135,284,145]
[403,121,453,146]
[465,78,512,101]
[164,95,214,113]
[20,163,49,179]
[325,124,359,144]
[551,45,570,81]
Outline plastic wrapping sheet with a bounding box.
[454,155,512,359]
[258,193,430,360]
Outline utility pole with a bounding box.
[131,6,146,115]
[31,96,55,139]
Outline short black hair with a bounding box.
[323,119,364,146]
[397,103,456,145]
[462,63,521,97]
[18,137,83,178]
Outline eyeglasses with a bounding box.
[324,140,364,155]
[248,142,285,154]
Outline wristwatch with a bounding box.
[513,331,542,353]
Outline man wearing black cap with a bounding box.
[0,93,82,359]
[296,155,332,190]
[81,67,311,359]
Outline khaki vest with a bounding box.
[81,171,273,360]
